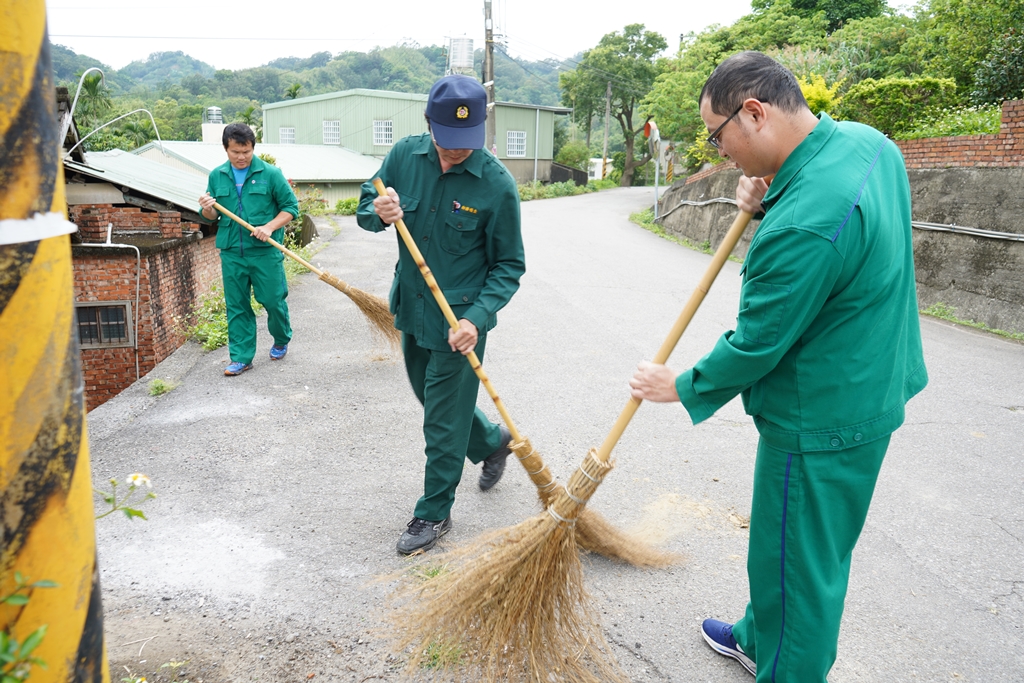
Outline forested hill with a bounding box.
[51,43,572,107]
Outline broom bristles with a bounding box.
[391,511,627,682]
[318,271,401,350]
[512,439,680,568]
[390,451,634,683]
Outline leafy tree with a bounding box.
[971,29,1024,104]
[790,0,885,32]
[285,82,302,99]
[119,51,215,87]
[563,24,668,187]
[920,0,1024,91]
[117,118,156,149]
[75,71,113,130]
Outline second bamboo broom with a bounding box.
[371,179,673,568]
[390,202,761,682]
[212,202,400,348]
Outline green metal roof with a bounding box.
[134,141,382,182]
[264,88,428,110]
[64,149,207,214]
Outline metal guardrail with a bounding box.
[658,197,1024,243]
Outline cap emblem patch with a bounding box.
[456,105,470,120]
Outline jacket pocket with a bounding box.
[738,282,791,346]
[441,213,479,256]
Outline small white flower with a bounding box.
[127,473,152,488]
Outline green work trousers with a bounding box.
[220,247,291,365]
[402,332,505,522]
[731,435,890,682]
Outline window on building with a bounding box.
[76,303,132,348]
[507,130,527,158]
[279,127,295,144]
[323,120,341,145]
[373,120,393,146]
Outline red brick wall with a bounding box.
[685,161,738,185]
[72,203,220,410]
[895,100,1024,168]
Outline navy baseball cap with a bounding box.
[425,75,487,150]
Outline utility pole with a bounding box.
[2,1,110,681]
[483,0,496,155]
[601,81,611,179]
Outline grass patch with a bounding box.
[420,638,464,669]
[148,378,175,396]
[920,302,1024,341]
[629,208,743,263]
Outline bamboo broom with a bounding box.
[212,202,400,349]
[391,202,760,682]
[371,179,673,568]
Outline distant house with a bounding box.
[261,88,571,184]
[134,141,382,204]
[63,144,221,410]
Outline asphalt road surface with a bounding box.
[88,187,1024,682]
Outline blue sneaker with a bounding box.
[269,344,288,360]
[701,619,756,676]
[224,362,252,376]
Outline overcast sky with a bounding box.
[47,0,757,71]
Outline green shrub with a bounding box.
[798,74,843,116]
[554,140,592,171]
[334,197,358,215]
[683,129,721,174]
[835,76,959,137]
[898,104,1001,140]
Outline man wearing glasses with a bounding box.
[357,75,525,555]
[630,51,927,681]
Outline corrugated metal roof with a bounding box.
[263,88,428,110]
[64,149,207,214]
[134,141,381,182]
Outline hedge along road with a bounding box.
[87,187,1024,682]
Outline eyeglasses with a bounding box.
[705,104,743,150]
[705,100,768,149]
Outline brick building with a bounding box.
[64,149,221,410]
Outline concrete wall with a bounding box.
[657,165,1024,333]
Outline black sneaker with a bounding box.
[479,426,512,491]
[396,516,452,555]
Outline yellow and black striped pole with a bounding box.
[1,2,110,681]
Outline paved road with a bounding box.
[88,187,1024,682]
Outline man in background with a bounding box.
[199,123,298,376]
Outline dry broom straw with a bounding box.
[371,179,673,568]
[212,201,400,349]
[391,202,760,683]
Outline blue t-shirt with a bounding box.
[232,165,249,193]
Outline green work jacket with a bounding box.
[206,155,299,253]
[356,133,525,351]
[676,113,928,452]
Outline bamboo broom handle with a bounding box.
[595,207,758,463]
[372,179,522,442]
[213,202,325,277]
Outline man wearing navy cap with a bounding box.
[357,75,526,555]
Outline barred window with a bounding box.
[373,120,393,146]
[322,120,340,145]
[507,130,527,158]
[77,303,132,348]
[279,127,295,144]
